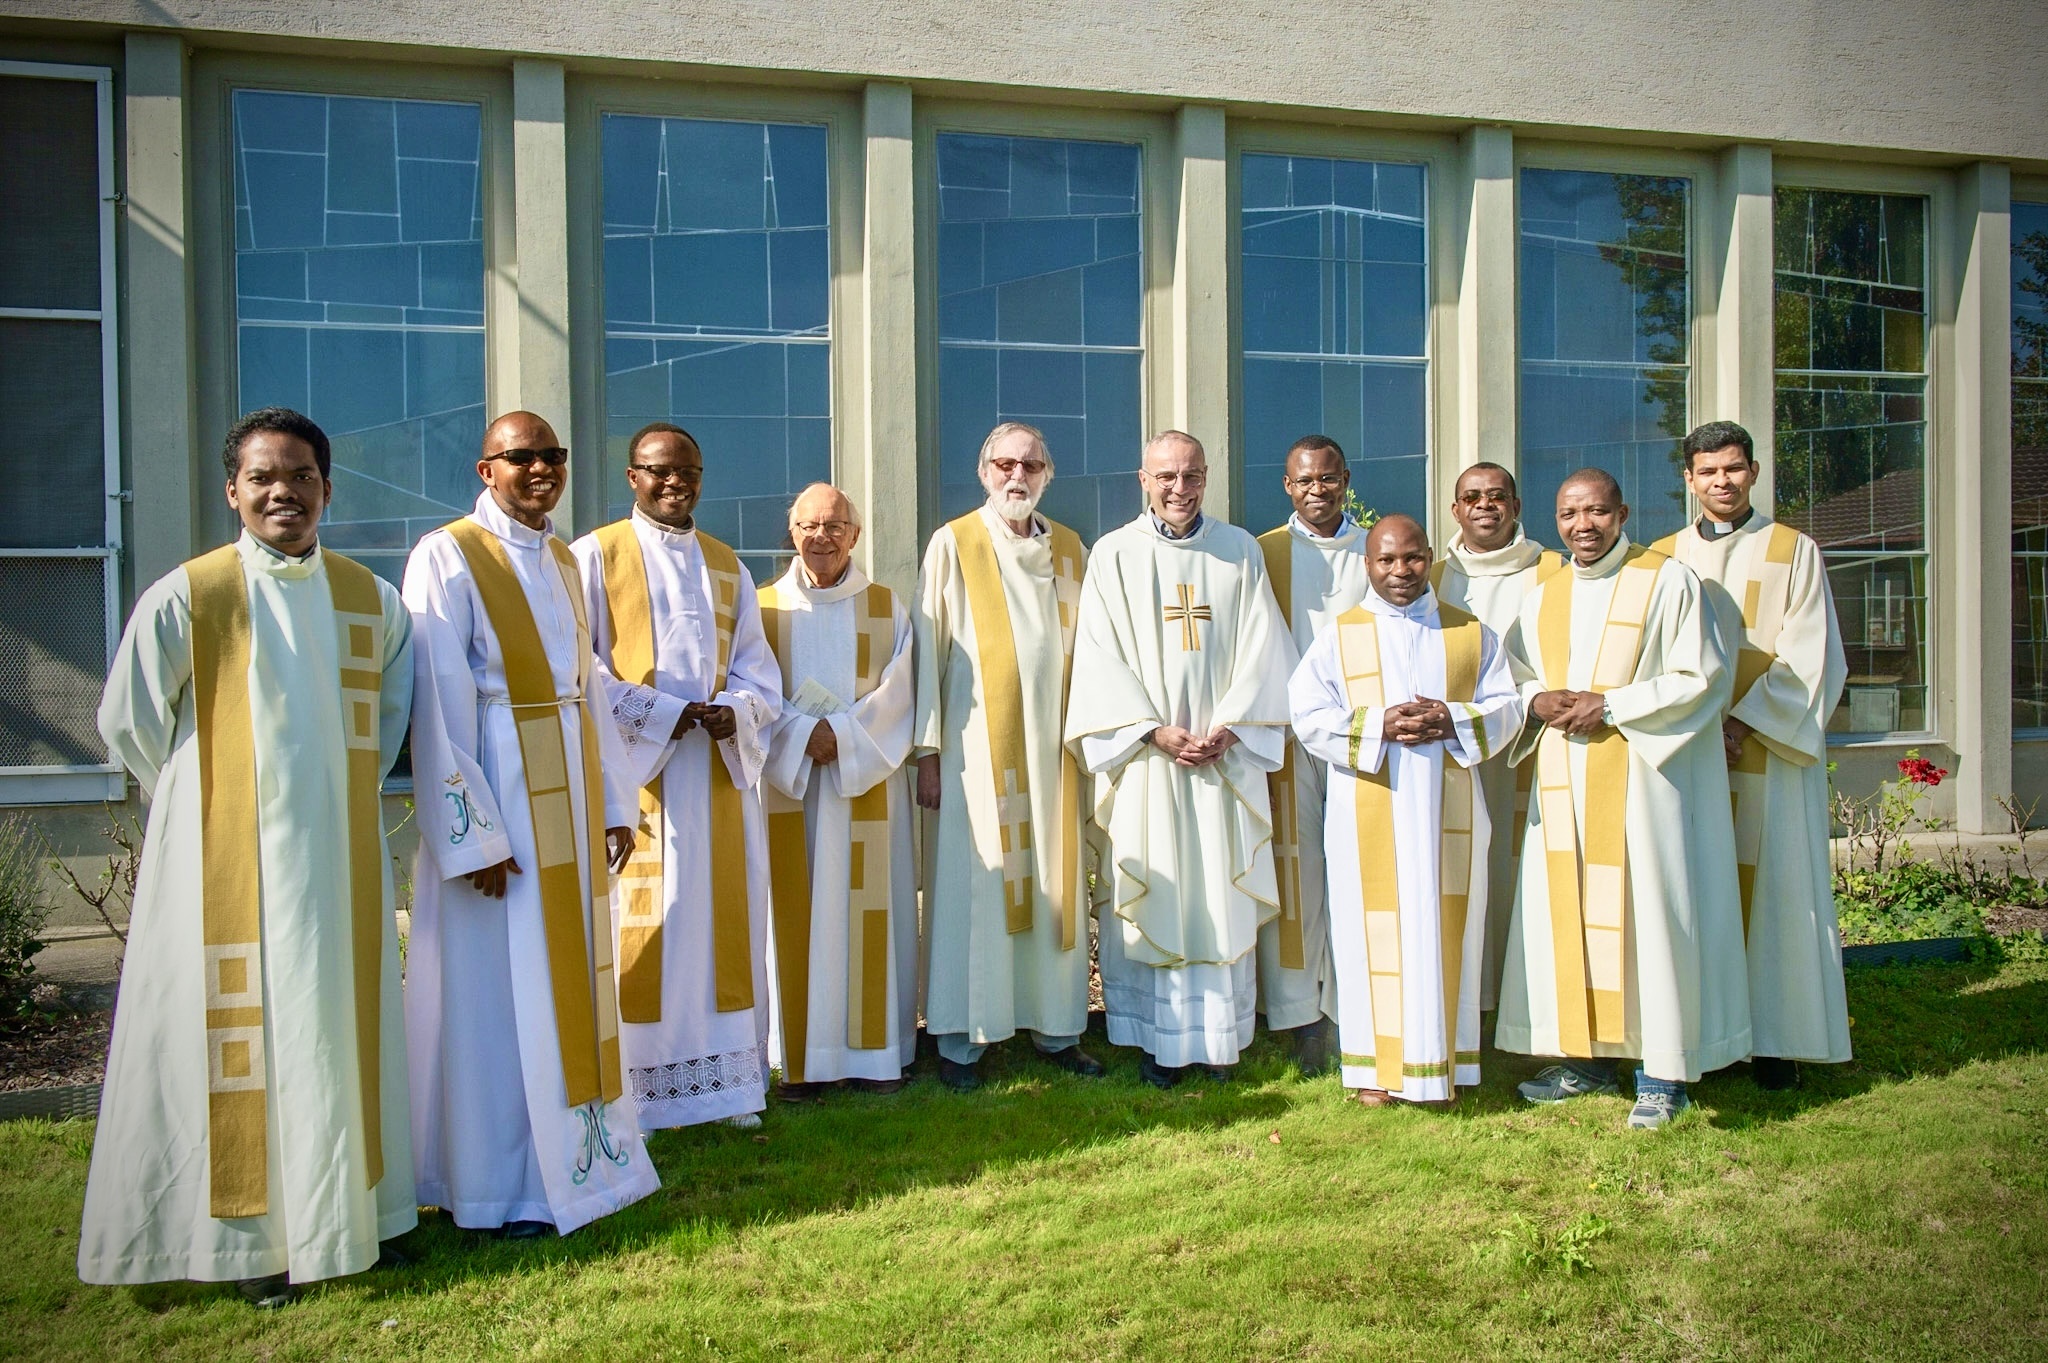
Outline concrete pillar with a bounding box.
[859,82,918,595]
[1708,144,1777,510]
[121,33,198,596]
[1951,163,2014,832]
[1452,126,1517,487]
[508,60,573,524]
[1170,104,1231,519]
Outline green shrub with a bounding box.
[0,815,50,1014]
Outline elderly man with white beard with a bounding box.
[914,423,1101,1091]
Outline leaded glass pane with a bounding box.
[1518,170,1691,546]
[232,91,487,584]
[2011,201,2048,730]
[1775,187,1928,734]
[1237,154,1427,533]
[601,115,829,582]
[937,134,1142,544]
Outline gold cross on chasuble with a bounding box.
[1163,583,1213,651]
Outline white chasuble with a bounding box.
[1255,514,1370,1030]
[403,492,658,1235]
[1431,531,1564,1009]
[1289,588,1522,1100]
[1064,515,1297,1067]
[1654,518,1851,1064]
[759,565,919,1083]
[571,511,781,1126]
[1496,536,1752,1083]
[83,534,415,1285]
[914,506,1092,1046]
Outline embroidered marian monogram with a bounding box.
[1163,583,1212,651]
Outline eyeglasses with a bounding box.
[489,446,569,468]
[793,520,854,539]
[1456,489,1514,506]
[988,457,1048,478]
[1144,470,1207,488]
[629,463,702,485]
[1286,472,1347,490]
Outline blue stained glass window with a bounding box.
[1518,169,1692,548]
[231,91,487,584]
[1238,153,1428,533]
[937,134,1142,544]
[601,115,830,582]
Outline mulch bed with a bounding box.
[1984,903,2048,939]
[0,1011,111,1093]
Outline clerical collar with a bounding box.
[1449,529,1545,576]
[1362,584,1439,620]
[1570,533,1633,580]
[237,529,322,580]
[1697,506,1756,539]
[1288,512,1358,544]
[243,530,316,565]
[783,558,868,603]
[1148,509,1204,540]
[631,505,697,543]
[473,489,552,546]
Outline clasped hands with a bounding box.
[1380,698,1454,746]
[1149,725,1239,768]
[1530,689,1608,737]
[467,825,636,899]
[672,700,736,741]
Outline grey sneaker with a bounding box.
[1627,1089,1692,1130]
[1517,1064,1620,1104]
[721,1112,763,1130]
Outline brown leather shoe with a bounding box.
[847,1076,906,1095]
[1353,1087,1395,1108]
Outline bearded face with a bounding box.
[978,429,1052,524]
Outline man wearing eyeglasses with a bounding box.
[912,423,1102,1092]
[1430,463,1563,1012]
[1064,432,1297,1087]
[1251,435,1370,1076]
[402,411,660,1238]
[758,484,920,1096]
[569,424,783,1132]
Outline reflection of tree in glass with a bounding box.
[1597,175,1689,522]
[2016,227,2048,452]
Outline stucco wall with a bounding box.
[3,0,2045,164]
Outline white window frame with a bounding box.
[0,60,124,806]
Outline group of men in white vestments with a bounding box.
[80,394,1852,1304]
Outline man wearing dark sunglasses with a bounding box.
[1430,462,1562,1014]
[401,410,659,1241]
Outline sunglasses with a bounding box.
[489,446,569,468]
[989,457,1048,478]
[1456,489,1514,506]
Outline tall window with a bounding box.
[1775,188,1928,736]
[936,133,1142,544]
[601,115,830,583]
[0,65,120,799]
[2012,200,2048,731]
[231,90,487,584]
[1238,153,1427,532]
[1519,169,1692,546]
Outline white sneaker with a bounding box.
[1627,1089,1691,1130]
[721,1112,763,1130]
[1517,1064,1620,1104]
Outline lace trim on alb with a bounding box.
[628,1043,767,1105]
[612,685,663,756]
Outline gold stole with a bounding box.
[1332,603,1483,1093]
[759,579,898,1081]
[947,511,1085,949]
[1531,545,1666,1053]
[1257,525,1309,970]
[593,521,753,1019]
[1653,522,1799,936]
[444,518,622,1107]
[187,543,386,1218]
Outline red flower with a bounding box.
[1897,757,1948,786]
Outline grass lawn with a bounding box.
[3,959,2044,1361]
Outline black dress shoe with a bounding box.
[1139,1055,1182,1089]
[776,1080,831,1103]
[848,1076,907,1095]
[1197,1063,1235,1084]
[1292,1021,1336,1076]
[938,1057,982,1092]
[1040,1045,1105,1077]
[374,1240,413,1270]
[496,1219,552,1240]
[235,1274,298,1309]
[1751,1056,1801,1091]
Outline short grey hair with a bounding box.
[787,482,862,530]
[977,421,1052,471]
[1142,429,1205,464]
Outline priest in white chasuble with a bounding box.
[570,423,781,1130]
[1498,468,1751,1131]
[403,411,658,1238]
[82,409,414,1306]
[1064,431,1298,1088]
[913,424,1103,1092]
[759,484,919,1095]
[1429,462,1564,1011]
[1253,435,1370,1070]
[1654,421,1850,1090]
[1289,516,1523,1106]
